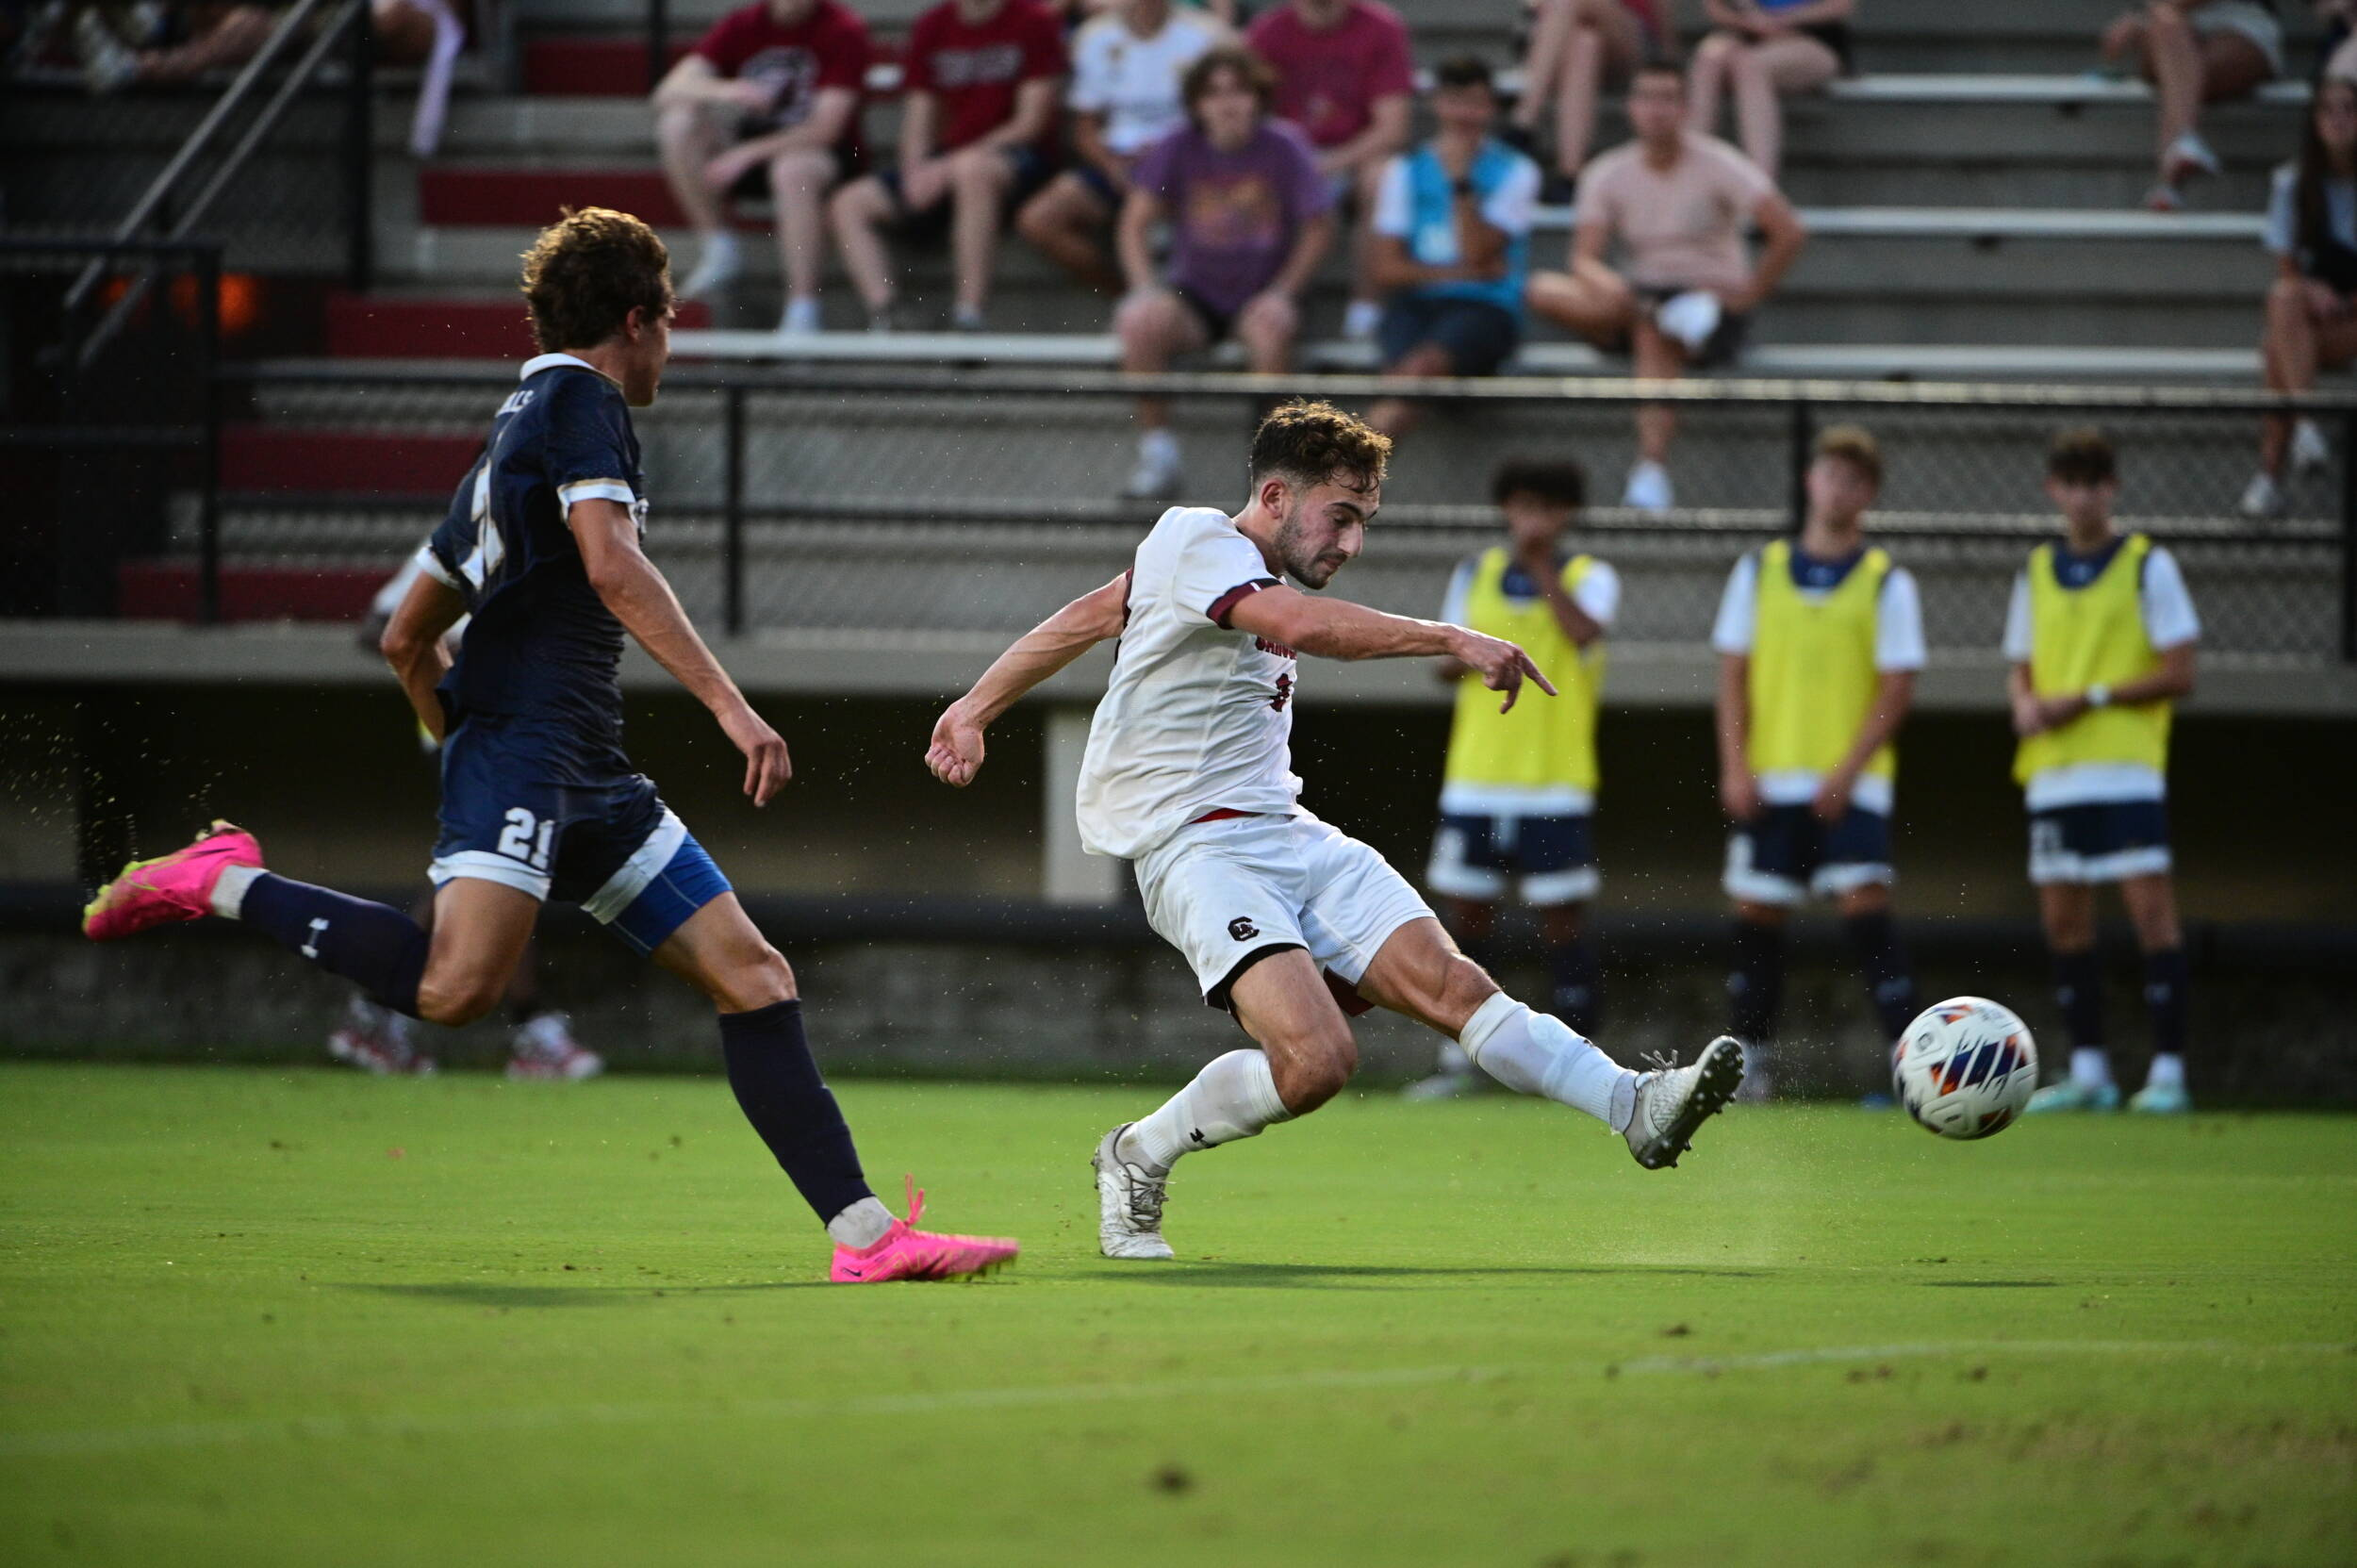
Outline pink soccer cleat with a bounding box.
[830,1177,1019,1283]
[82,820,262,942]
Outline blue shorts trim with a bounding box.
[2029,799,2172,885]
[1724,804,1894,906]
[606,834,733,955]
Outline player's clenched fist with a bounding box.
[1446,626,1558,714]
[927,702,987,787]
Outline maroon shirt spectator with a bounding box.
[691,0,873,144]
[654,0,875,332]
[1244,0,1415,154]
[903,0,1071,155]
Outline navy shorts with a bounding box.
[1426,810,1599,906]
[430,716,733,955]
[1723,803,1894,906]
[2029,798,2172,885]
[1071,160,1126,209]
[1378,296,1522,377]
[877,145,1054,232]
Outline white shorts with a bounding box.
[1132,810,1434,1011]
[2192,1,2283,77]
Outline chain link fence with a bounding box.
[188,365,2357,670]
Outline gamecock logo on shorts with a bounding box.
[1228,917,1260,941]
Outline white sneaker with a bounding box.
[1343,299,1382,341]
[676,235,742,301]
[74,8,138,93]
[1092,1124,1175,1260]
[779,296,821,336]
[1123,430,1183,501]
[2238,470,2285,520]
[2162,130,2222,183]
[1622,459,1673,513]
[507,1012,603,1081]
[1623,1036,1743,1170]
[2291,418,2331,476]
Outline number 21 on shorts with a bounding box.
[497,807,554,871]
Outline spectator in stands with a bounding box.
[829,0,1067,332]
[1363,57,1542,441]
[1684,0,1853,179]
[1525,61,1805,513]
[2099,0,2282,210]
[1015,0,1227,295]
[67,0,272,91]
[1114,46,1334,497]
[1244,0,1416,340]
[2244,72,2357,518]
[1511,0,1664,196]
[653,0,873,335]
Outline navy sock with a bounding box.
[239,874,428,1016]
[1728,918,1784,1046]
[1843,911,1919,1040]
[717,999,875,1229]
[1546,937,1603,1036]
[2052,948,2106,1050]
[2143,948,2190,1060]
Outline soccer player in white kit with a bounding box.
[927,402,1742,1259]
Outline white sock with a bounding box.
[1459,992,1637,1131]
[2070,1047,2114,1089]
[1139,426,1179,463]
[827,1196,894,1249]
[1123,1049,1293,1175]
[702,230,740,266]
[2144,1052,2185,1091]
[209,863,263,919]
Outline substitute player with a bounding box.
[83,207,1014,1283]
[2010,428,2200,1114]
[1406,457,1617,1100]
[926,400,1740,1261]
[1712,425,1921,1100]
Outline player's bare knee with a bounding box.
[1272,1032,1357,1113]
[714,942,797,1012]
[416,970,503,1028]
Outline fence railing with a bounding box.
[185,362,2357,668]
[3,239,223,621]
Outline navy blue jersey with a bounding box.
[425,354,646,775]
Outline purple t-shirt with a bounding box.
[1133,120,1333,317]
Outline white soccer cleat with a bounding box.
[1092,1124,1175,1260]
[2237,470,2285,520]
[1623,1036,1744,1170]
[1622,459,1673,514]
[2291,418,2332,476]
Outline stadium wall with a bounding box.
[2,686,2351,1099]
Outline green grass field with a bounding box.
[2,1063,2351,1567]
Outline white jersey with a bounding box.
[1077,505,1303,859]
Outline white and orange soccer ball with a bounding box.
[1892,997,2039,1140]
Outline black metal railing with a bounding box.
[179,362,2357,667]
[3,239,223,620]
[60,0,372,369]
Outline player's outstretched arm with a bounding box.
[379,567,467,742]
[929,574,1129,787]
[569,498,791,806]
[1227,585,1557,713]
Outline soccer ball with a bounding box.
[1891,997,2038,1140]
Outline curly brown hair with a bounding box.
[1248,399,1392,494]
[519,206,673,354]
[2046,426,2117,487]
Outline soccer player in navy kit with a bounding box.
[83,208,1014,1283]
